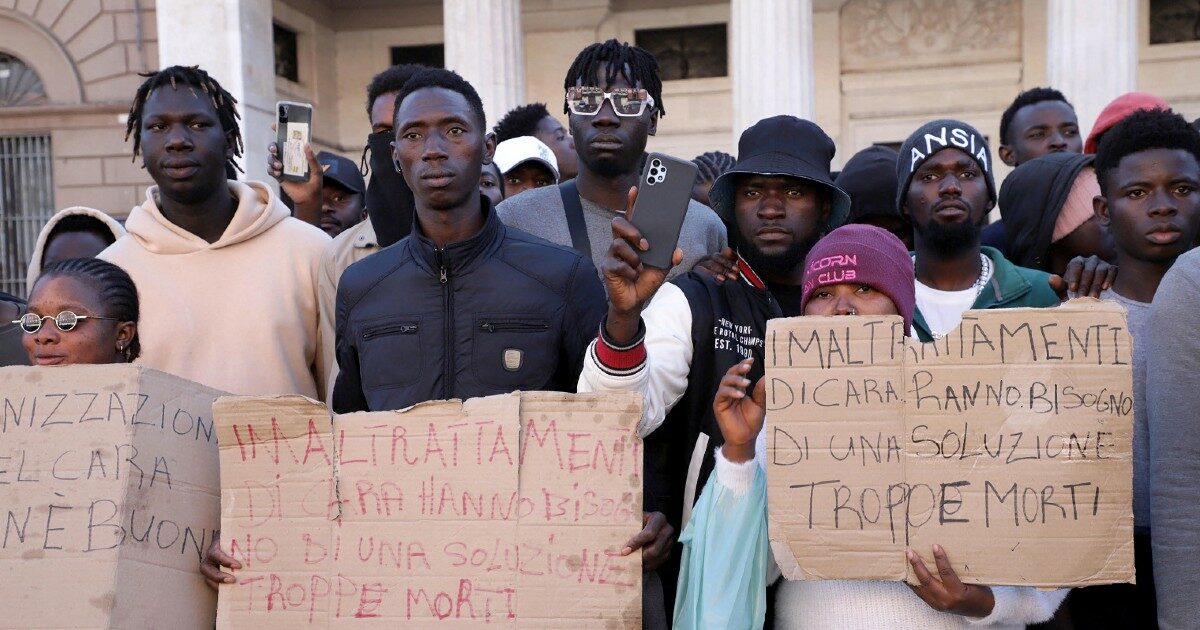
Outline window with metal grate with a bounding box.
[0,134,54,297]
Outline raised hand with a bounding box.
[714,358,767,463]
[601,186,683,344]
[266,123,325,226]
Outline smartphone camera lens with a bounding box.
[279,104,289,120]
[648,164,665,185]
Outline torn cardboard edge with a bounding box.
[765,300,1135,587]
[214,390,644,628]
[0,365,227,630]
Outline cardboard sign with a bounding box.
[214,391,642,628]
[765,300,1134,587]
[0,365,225,629]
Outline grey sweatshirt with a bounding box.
[1148,247,1200,628]
[495,184,727,281]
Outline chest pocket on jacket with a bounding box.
[472,316,556,390]
[359,319,422,390]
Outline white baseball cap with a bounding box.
[493,136,560,182]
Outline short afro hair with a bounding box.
[366,64,424,114]
[564,39,664,118]
[999,87,1074,145]
[393,68,487,130]
[494,103,551,143]
[1095,108,1200,196]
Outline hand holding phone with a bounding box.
[601,155,695,345]
[276,100,313,182]
[627,153,698,269]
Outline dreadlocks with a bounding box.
[563,39,664,118]
[125,65,243,173]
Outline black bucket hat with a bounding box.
[708,115,851,233]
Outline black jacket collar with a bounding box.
[409,195,504,279]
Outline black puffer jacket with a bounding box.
[998,152,1094,271]
[332,198,606,412]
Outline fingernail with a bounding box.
[933,544,943,554]
[640,240,649,250]
[621,547,633,555]
[224,577,234,583]
[906,550,915,561]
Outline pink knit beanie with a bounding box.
[800,224,916,335]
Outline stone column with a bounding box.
[443,0,525,130]
[156,0,275,185]
[730,0,814,144]
[1046,0,1138,137]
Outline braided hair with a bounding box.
[37,258,141,363]
[125,65,243,174]
[563,39,664,118]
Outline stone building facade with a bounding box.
[1,0,1199,294]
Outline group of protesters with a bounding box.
[5,36,1200,630]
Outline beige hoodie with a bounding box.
[100,180,330,398]
[25,206,127,296]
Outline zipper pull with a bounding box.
[436,249,448,284]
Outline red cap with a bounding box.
[1084,92,1172,153]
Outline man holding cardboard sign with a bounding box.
[672,227,1085,628]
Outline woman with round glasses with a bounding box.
[18,258,140,365]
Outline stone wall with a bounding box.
[0,0,159,218]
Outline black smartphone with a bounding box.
[276,100,313,182]
[629,152,699,270]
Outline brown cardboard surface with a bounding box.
[765,300,1135,587]
[214,391,642,628]
[0,365,225,629]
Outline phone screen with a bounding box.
[281,120,310,177]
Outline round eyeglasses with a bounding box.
[14,311,121,334]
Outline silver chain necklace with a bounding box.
[916,253,993,340]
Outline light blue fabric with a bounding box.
[673,466,769,630]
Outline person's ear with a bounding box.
[483,131,497,166]
[115,322,136,355]
[998,144,1016,167]
[1094,194,1111,226]
[390,139,402,174]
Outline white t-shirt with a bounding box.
[913,253,994,338]
[914,282,978,338]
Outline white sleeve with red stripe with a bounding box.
[577,282,694,438]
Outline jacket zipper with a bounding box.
[436,248,453,399]
[479,321,549,333]
[362,323,418,339]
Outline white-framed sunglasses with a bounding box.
[14,311,121,334]
[565,87,655,118]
